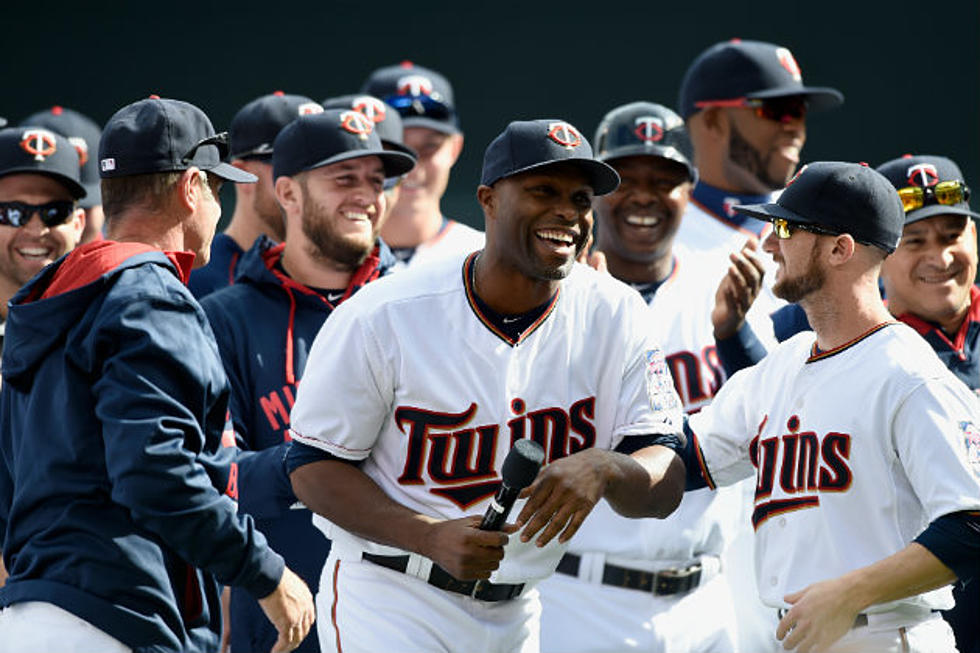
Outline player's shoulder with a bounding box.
[340,251,468,313]
[565,263,644,305]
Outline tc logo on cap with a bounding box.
[775,47,802,82]
[351,96,388,123]
[340,111,374,140]
[298,102,324,116]
[20,128,57,162]
[68,136,89,166]
[397,75,433,97]
[548,122,582,149]
[634,116,664,143]
[907,163,939,188]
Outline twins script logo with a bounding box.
[352,95,388,123]
[20,129,57,162]
[634,116,664,143]
[395,397,597,508]
[548,122,582,149]
[340,111,374,140]
[749,414,853,529]
[907,163,939,188]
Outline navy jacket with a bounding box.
[201,236,395,653]
[188,232,246,300]
[0,241,284,653]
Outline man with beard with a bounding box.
[201,109,415,653]
[685,162,980,653]
[190,92,323,299]
[537,102,763,653]
[285,119,688,653]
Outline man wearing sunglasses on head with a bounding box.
[0,126,86,358]
[0,97,315,653]
[189,92,324,299]
[361,61,484,270]
[684,162,980,653]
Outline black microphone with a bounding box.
[480,439,545,531]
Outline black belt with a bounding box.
[362,553,524,602]
[556,553,703,596]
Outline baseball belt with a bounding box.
[361,552,525,602]
[556,553,704,596]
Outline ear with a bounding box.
[275,175,301,218]
[448,133,464,165]
[827,233,856,266]
[69,207,86,244]
[476,184,495,220]
[176,168,202,214]
[698,107,730,143]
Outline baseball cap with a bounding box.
[322,94,416,158]
[593,102,697,183]
[734,161,904,253]
[0,126,86,199]
[99,97,256,183]
[229,91,324,160]
[21,106,102,208]
[678,39,844,119]
[875,155,979,224]
[480,119,620,196]
[272,109,416,180]
[361,61,459,134]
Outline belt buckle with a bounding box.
[653,563,702,596]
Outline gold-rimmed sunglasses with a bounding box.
[896,180,970,213]
[770,217,839,239]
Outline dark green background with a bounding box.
[3,2,976,228]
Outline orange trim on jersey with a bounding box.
[461,251,560,347]
[689,197,773,240]
[806,321,898,363]
[690,430,717,490]
[332,559,343,653]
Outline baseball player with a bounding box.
[20,106,104,244]
[0,97,315,653]
[201,109,415,653]
[685,162,980,652]
[189,91,323,299]
[286,119,688,653]
[360,61,484,268]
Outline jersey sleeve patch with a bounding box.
[644,345,683,430]
[960,420,980,476]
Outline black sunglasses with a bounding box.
[181,131,230,164]
[0,201,76,228]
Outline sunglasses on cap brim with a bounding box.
[0,200,76,228]
[897,180,970,213]
[181,132,231,164]
[381,94,454,122]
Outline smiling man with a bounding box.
[0,126,85,353]
[201,108,415,653]
[285,118,688,653]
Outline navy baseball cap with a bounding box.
[229,92,324,160]
[876,155,979,224]
[272,109,416,180]
[322,94,416,158]
[734,162,903,253]
[481,119,620,196]
[593,102,697,183]
[0,126,86,199]
[99,97,255,183]
[20,106,101,207]
[678,39,844,119]
[361,61,459,134]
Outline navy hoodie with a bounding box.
[0,241,284,653]
[201,235,395,653]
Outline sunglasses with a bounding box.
[0,201,76,228]
[897,180,970,213]
[696,96,808,124]
[381,93,454,121]
[181,131,230,164]
[770,217,838,239]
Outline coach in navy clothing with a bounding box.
[0,97,314,653]
[202,108,414,653]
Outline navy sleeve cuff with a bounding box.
[681,420,709,491]
[914,511,980,582]
[715,321,767,376]
[614,432,684,456]
[286,441,361,475]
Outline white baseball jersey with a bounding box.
[393,219,485,271]
[688,321,980,614]
[290,252,683,585]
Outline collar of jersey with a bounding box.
[806,321,899,363]
[690,182,773,239]
[462,251,559,346]
[898,285,980,356]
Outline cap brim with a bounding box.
[499,158,621,196]
[202,161,258,183]
[905,203,980,224]
[300,149,417,179]
[598,145,697,182]
[0,168,86,200]
[748,86,845,112]
[382,140,419,160]
[733,200,814,225]
[401,117,460,135]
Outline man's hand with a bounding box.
[257,566,316,653]
[514,449,614,547]
[419,515,509,580]
[712,238,765,340]
[776,577,860,652]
